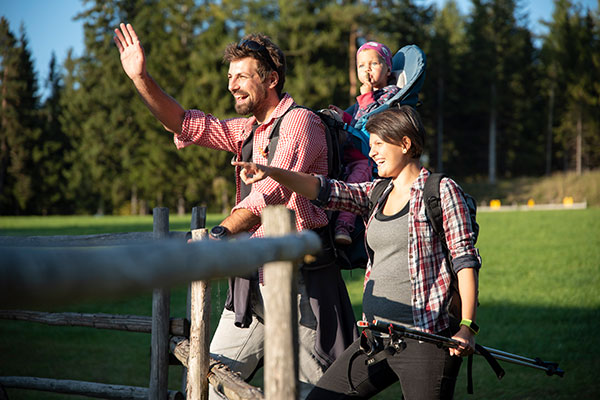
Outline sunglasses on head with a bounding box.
[238,39,278,72]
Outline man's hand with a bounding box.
[112,22,185,135]
[113,23,146,81]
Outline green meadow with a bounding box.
[1,209,599,399]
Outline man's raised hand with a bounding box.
[113,23,146,81]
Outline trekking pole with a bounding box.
[480,346,564,377]
[361,320,564,378]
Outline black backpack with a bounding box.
[423,172,479,250]
[265,105,372,270]
[422,172,479,322]
[364,173,479,270]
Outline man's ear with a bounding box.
[268,71,279,89]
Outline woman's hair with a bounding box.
[365,105,426,158]
[224,34,286,96]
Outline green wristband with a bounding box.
[460,318,480,335]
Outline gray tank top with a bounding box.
[363,197,414,328]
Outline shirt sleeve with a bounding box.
[440,178,481,273]
[356,91,376,111]
[174,109,246,153]
[312,176,374,218]
[233,108,328,217]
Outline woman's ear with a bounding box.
[402,136,412,154]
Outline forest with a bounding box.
[1,0,598,215]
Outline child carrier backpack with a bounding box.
[265,106,358,269]
[335,44,427,269]
[345,44,427,159]
[263,44,427,270]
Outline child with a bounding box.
[331,41,400,245]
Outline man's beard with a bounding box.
[234,100,254,116]
[233,86,266,116]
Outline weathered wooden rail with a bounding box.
[0,310,189,336]
[0,206,319,400]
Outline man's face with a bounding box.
[228,57,268,116]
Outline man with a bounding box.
[113,23,357,398]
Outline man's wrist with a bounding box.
[209,225,231,240]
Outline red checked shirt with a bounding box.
[174,93,329,237]
[317,167,481,334]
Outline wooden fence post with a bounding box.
[187,227,210,400]
[150,207,171,400]
[262,206,298,400]
[184,206,207,395]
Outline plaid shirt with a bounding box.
[175,94,329,237]
[318,167,481,333]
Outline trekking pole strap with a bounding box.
[475,344,505,380]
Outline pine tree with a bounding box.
[0,19,41,214]
[426,0,467,173]
[36,53,71,214]
[542,0,600,173]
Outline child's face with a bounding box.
[357,49,390,90]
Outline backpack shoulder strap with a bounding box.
[267,106,342,181]
[423,172,448,250]
[368,178,392,219]
[266,105,300,166]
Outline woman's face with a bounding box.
[368,133,408,178]
[357,49,390,90]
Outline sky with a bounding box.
[1,0,598,100]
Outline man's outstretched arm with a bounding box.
[219,208,262,236]
[114,23,185,135]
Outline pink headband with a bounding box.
[357,41,393,70]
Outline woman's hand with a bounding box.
[449,325,476,357]
[232,161,271,184]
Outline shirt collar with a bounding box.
[412,167,431,192]
[262,93,295,126]
[242,93,295,134]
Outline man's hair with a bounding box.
[224,33,286,96]
[365,105,426,158]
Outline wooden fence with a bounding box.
[0,206,320,400]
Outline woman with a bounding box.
[234,106,480,399]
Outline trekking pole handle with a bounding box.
[359,320,461,349]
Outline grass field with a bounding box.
[1,209,599,399]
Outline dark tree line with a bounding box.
[1,0,598,215]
